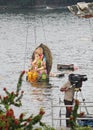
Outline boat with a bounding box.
[68,2,93,18]
[26,43,52,83]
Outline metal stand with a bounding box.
[74,88,89,115]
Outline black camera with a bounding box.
[69,74,88,88]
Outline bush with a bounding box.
[69,99,91,130]
[0,71,55,130]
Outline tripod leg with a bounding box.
[79,91,89,115]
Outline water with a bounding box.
[0,8,93,128]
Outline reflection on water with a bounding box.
[0,8,93,127]
[30,81,51,88]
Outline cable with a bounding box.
[34,15,37,45]
[23,22,29,70]
[88,18,93,41]
[40,16,47,44]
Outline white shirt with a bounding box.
[60,81,75,101]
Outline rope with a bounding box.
[23,14,48,71]
[34,15,37,45]
[40,16,47,44]
[23,22,29,70]
[23,15,37,71]
[88,18,93,41]
[23,14,47,71]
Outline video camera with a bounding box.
[69,74,88,88]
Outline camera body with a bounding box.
[69,74,87,88]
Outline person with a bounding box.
[49,72,64,78]
[60,79,75,127]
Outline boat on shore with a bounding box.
[68,2,93,18]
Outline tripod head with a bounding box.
[74,87,82,92]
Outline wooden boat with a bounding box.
[57,64,75,71]
[57,64,79,71]
[26,43,52,83]
[68,2,93,18]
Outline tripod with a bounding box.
[74,88,89,115]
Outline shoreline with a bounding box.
[0,5,68,10]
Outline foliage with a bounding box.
[69,99,91,130]
[76,126,91,130]
[0,71,55,130]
